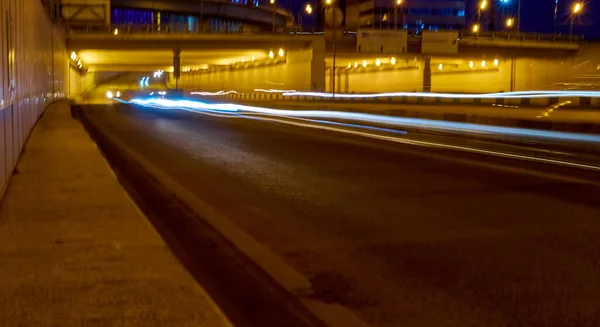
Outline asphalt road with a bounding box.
[83,103,600,327]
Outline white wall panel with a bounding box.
[0,0,69,197]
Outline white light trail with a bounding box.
[280,90,600,99]
[126,97,600,143]
[190,90,238,96]
[122,97,600,172]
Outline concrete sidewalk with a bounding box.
[0,101,231,327]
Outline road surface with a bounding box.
[82,103,600,327]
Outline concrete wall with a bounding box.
[328,67,424,93]
[69,70,123,101]
[0,0,70,196]
[326,47,600,93]
[180,48,325,92]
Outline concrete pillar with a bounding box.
[344,70,349,93]
[423,56,431,92]
[173,48,181,90]
[310,38,326,92]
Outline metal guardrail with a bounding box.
[67,23,582,44]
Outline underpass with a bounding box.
[7,0,600,325]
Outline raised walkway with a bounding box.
[0,100,231,327]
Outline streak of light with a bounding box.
[280,90,600,99]
[190,90,238,96]
[126,97,600,144]
[123,97,600,172]
[254,88,297,93]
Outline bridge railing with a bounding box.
[66,23,583,44]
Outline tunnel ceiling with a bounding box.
[78,49,269,70]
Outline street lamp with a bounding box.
[298,4,313,27]
[472,24,480,33]
[570,2,582,41]
[270,0,276,32]
[477,0,487,30]
[326,0,338,96]
[505,17,514,29]
[394,0,404,30]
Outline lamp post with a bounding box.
[477,0,487,28]
[394,0,401,30]
[553,0,559,36]
[270,0,276,32]
[570,2,582,42]
[298,4,312,28]
[325,0,337,99]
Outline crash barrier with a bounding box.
[204,92,600,135]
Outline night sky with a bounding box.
[285,0,598,38]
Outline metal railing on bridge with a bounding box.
[67,23,582,43]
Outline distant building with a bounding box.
[344,0,466,32]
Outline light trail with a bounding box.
[281,90,600,99]
[128,97,600,143]
[117,97,600,171]
[190,90,238,96]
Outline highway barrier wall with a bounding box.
[0,0,75,198]
[212,92,600,135]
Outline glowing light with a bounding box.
[254,88,297,93]
[573,2,582,13]
[396,0,402,4]
[278,48,285,57]
[494,58,499,66]
[375,59,381,66]
[362,60,367,67]
[506,18,514,27]
[469,61,474,68]
[106,90,114,99]
[438,63,443,70]
[70,52,77,60]
[270,0,275,3]
[252,56,255,61]
[241,57,245,63]
[305,4,313,14]
[190,90,238,96]
[140,77,150,88]
[326,0,332,4]
[269,51,274,59]
[479,0,487,10]
[481,60,486,67]
[116,91,121,98]
[278,90,600,99]
[391,57,396,65]
[347,63,352,68]
[354,61,358,68]
[472,24,479,33]
[113,28,119,35]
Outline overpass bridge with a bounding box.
[60,0,294,32]
[66,25,597,93]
